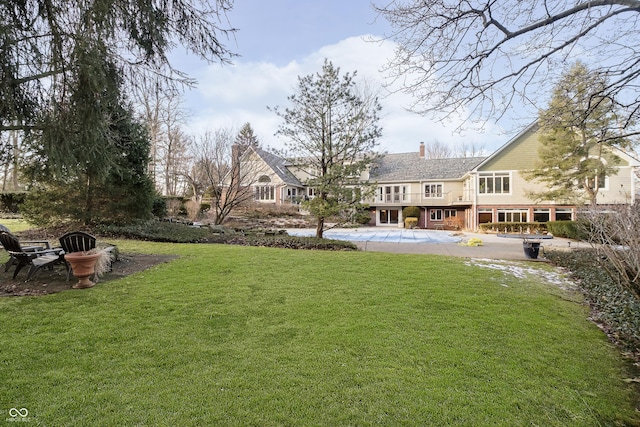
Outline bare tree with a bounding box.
[164,128,192,197]
[580,203,640,299]
[188,128,262,225]
[375,1,640,136]
[134,80,165,190]
[454,141,487,158]
[133,79,191,195]
[424,140,452,159]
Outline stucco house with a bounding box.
[234,123,639,230]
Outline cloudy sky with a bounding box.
[174,1,517,154]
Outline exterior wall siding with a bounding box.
[479,126,540,171]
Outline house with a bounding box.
[233,145,305,205]
[234,123,639,230]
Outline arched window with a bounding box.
[254,175,275,201]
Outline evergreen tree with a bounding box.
[21,51,154,225]
[235,123,260,148]
[271,60,382,238]
[523,62,631,206]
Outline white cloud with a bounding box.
[182,36,511,154]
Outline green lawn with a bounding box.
[1,241,638,426]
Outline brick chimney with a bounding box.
[419,141,425,158]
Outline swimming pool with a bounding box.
[285,228,461,244]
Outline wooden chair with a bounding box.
[59,231,117,282]
[59,231,96,281]
[0,225,54,273]
[0,231,64,281]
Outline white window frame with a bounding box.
[424,183,444,198]
[479,172,511,194]
[497,209,528,222]
[430,209,443,221]
[378,185,407,203]
[254,185,275,201]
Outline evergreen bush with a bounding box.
[402,206,420,218]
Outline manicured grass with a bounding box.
[0,218,34,233]
[1,242,638,426]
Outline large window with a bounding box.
[424,183,443,198]
[378,185,407,203]
[555,208,573,221]
[255,186,275,201]
[380,209,399,224]
[497,209,528,222]
[479,172,510,194]
[255,175,275,201]
[533,208,550,222]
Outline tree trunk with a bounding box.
[315,217,324,238]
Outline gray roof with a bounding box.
[370,153,487,182]
[253,147,304,187]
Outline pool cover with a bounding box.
[286,228,461,244]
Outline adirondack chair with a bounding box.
[58,231,117,282]
[0,224,54,273]
[0,231,64,281]
[58,231,96,281]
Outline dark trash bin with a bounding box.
[523,240,541,259]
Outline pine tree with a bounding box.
[523,62,630,206]
[271,59,382,238]
[235,123,260,148]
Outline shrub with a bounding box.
[478,222,547,234]
[237,235,358,251]
[165,197,185,217]
[578,204,640,299]
[0,192,27,213]
[95,220,211,243]
[546,220,586,240]
[402,206,421,219]
[152,195,167,218]
[405,217,418,229]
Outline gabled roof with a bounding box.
[251,146,303,186]
[471,120,640,171]
[370,153,486,182]
[472,121,538,171]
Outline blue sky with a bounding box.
[176,1,515,154]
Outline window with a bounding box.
[497,209,528,222]
[378,185,407,203]
[380,209,399,224]
[444,209,456,218]
[424,183,443,198]
[478,209,493,224]
[308,188,315,197]
[582,174,607,191]
[254,185,275,201]
[533,209,550,222]
[479,172,510,194]
[430,209,443,221]
[555,208,573,221]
